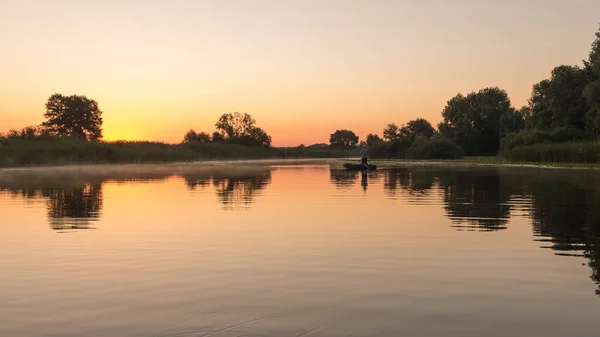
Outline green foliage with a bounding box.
[500,127,587,152]
[500,107,525,138]
[0,139,355,168]
[329,129,359,148]
[588,25,600,73]
[501,141,600,164]
[527,65,593,131]
[406,135,463,160]
[585,26,600,138]
[42,93,103,140]
[438,87,517,156]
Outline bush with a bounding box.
[500,127,587,151]
[0,139,357,168]
[502,141,600,163]
[368,138,412,159]
[406,135,463,159]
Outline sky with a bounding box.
[1,0,599,146]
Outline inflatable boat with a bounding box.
[343,163,377,170]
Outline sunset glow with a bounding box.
[1,0,599,146]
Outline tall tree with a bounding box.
[527,65,592,131]
[366,133,383,145]
[585,26,600,137]
[400,118,436,143]
[329,129,359,148]
[438,87,515,155]
[214,112,272,147]
[500,107,526,138]
[382,123,400,141]
[247,127,272,147]
[215,112,256,139]
[42,93,103,140]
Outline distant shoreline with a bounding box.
[2,156,599,174]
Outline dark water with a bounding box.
[1,161,599,336]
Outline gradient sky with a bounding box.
[1,0,599,146]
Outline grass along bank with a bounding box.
[368,155,600,170]
[0,139,356,168]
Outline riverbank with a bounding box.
[0,139,356,168]
[3,138,600,170]
[372,157,600,170]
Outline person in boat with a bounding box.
[360,145,368,165]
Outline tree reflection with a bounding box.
[437,169,513,232]
[383,168,436,199]
[0,184,102,232]
[211,172,272,210]
[183,175,211,191]
[180,170,272,210]
[45,184,102,231]
[521,173,600,297]
[329,169,358,189]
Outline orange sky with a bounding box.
[1,0,599,146]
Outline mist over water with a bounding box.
[1,162,599,336]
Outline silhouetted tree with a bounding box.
[212,131,224,142]
[366,133,383,145]
[215,112,255,139]
[400,118,436,143]
[527,65,592,132]
[183,129,211,143]
[246,126,272,147]
[42,93,103,140]
[584,26,600,137]
[500,107,526,139]
[214,112,272,147]
[383,123,401,141]
[1,125,54,141]
[438,87,516,155]
[329,129,359,148]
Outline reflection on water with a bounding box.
[183,171,272,209]
[1,183,102,232]
[327,165,600,297]
[1,163,600,336]
[438,171,512,232]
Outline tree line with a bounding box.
[1,94,274,148]
[183,112,272,147]
[4,25,599,160]
[329,25,600,160]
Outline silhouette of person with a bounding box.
[361,170,368,191]
[360,145,368,165]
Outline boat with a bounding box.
[343,163,377,170]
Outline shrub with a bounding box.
[500,127,587,151]
[502,141,600,163]
[407,135,463,159]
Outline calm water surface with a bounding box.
[1,161,599,336]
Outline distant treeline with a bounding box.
[0,139,355,168]
[2,25,600,165]
[328,25,600,162]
